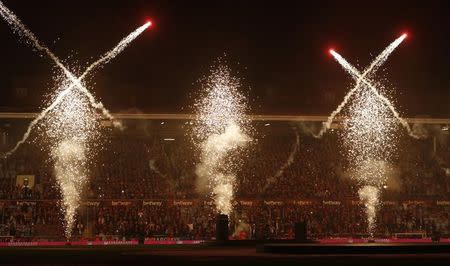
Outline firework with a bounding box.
[0,1,150,156]
[341,69,399,234]
[44,80,100,238]
[330,48,420,139]
[315,34,407,138]
[193,63,251,216]
[52,140,88,238]
[358,185,380,233]
[0,1,150,238]
[322,35,414,233]
[0,1,111,118]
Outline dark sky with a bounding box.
[0,0,449,117]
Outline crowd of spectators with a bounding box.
[1,200,448,241]
[0,122,448,240]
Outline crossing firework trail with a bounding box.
[329,49,420,139]
[314,34,407,138]
[0,1,150,156]
[327,34,410,234]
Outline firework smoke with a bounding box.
[196,123,250,214]
[337,160,402,192]
[264,127,300,190]
[149,159,167,178]
[193,63,251,216]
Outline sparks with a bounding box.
[336,57,401,234]
[0,1,150,238]
[44,80,101,239]
[192,62,252,216]
[314,34,407,138]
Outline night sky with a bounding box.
[0,0,449,117]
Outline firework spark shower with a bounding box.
[342,88,399,233]
[193,63,251,216]
[42,78,102,238]
[0,1,150,237]
[331,36,406,233]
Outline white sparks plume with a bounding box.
[341,76,399,234]
[193,63,251,216]
[45,81,100,239]
[52,139,88,238]
[358,185,380,234]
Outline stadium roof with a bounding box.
[0,112,448,124]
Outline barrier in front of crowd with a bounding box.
[318,237,450,244]
[0,238,448,247]
[1,199,449,207]
[0,239,204,247]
